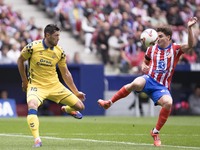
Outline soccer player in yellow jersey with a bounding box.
[17,24,85,147]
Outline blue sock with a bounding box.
[28,109,37,115]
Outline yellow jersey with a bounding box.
[21,39,66,87]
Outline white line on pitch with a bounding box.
[63,133,200,137]
[0,133,200,150]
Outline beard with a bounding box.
[49,39,58,47]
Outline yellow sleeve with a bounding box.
[21,42,33,59]
[58,50,67,67]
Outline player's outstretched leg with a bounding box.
[61,106,83,119]
[97,86,131,109]
[150,128,161,146]
[97,99,112,109]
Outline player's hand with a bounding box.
[76,91,86,101]
[188,17,198,28]
[141,63,150,74]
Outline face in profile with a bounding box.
[47,31,60,47]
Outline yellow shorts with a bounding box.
[27,83,79,107]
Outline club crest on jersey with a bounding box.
[167,52,172,58]
[157,51,161,54]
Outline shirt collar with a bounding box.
[158,43,172,50]
[42,39,54,50]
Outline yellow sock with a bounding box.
[65,105,76,113]
[27,114,39,139]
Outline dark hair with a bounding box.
[44,24,60,35]
[156,25,172,39]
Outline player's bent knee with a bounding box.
[163,101,172,110]
[74,101,85,111]
[79,103,85,111]
[166,101,172,108]
[127,77,146,91]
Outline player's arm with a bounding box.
[181,17,198,53]
[58,65,85,101]
[59,65,79,93]
[141,55,151,74]
[17,55,28,92]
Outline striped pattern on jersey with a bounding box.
[146,43,183,89]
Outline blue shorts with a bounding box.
[140,75,171,105]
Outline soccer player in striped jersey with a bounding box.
[98,17,198,146]
[17,24,85,147]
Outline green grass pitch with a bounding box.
[0,116,200,150]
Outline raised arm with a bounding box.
[181,17,198,53]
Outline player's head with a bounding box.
[44,24,60,47]
[156,25,172,48]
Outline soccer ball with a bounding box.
[140,28,158,47]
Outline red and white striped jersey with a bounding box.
[145,43,183,89]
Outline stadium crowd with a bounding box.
[26,0,200,74]
[1,0,200,73]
